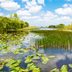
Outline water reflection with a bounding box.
[22,33,42,48]
[0,32,72,58]
[0,31,72,72]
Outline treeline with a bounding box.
[48,24,65,28]
[0,13,29,32]
[48,23,72,30]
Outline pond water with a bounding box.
[0,31,72,72]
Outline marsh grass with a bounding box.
[33,30,72,50]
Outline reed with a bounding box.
[33,30,72,50]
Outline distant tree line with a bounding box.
[0,13,29,32]
[48,24,65,28]
[48,23,72,30]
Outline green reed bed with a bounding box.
[33,30,72,49]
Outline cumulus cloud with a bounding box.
[63,4,72,8]
[0,0,13,2]
[55,4,72,16]
[28,12,72,26]
[17,9,31,17]
[30,0,37,6]
[16,9,72,26]
[43,11,58,19]
[0,0,71,26]
[22,0,45,5]
[0,0,6,2]
[54,16,72,25]
[37,0,45,5]
[22,0,43,13]
[0,1,20,11]
[0,12,4,16]
[22,0,28,2]
[28,5,42,13]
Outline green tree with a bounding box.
[56,24,65,28]
[0,13,29,32]
[48,25,56,28]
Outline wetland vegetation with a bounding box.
[0,14,72,72]
[33,30,72,50]
[0,13,29,33]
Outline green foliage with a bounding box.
[69,64,72,68]
[25,56,33,63]
[0,60,5,70]
[50,68,59,72]
[48,24,65,29]
[56,24,65,29]
[0,14,29,32]
[48,25,56,28]
[0,39,51,72]
[41,54,49,64]
[0,37,72,72]
[0,30,72,72]
[50,64,72,72]
[32,68,40,72]
[33,30,72,49]
[60,65,68,72]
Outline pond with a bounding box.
[0,30,72,72]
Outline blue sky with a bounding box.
[0,0,72,26]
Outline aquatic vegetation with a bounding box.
[69,64,72,68]
[50,64,72,72]
[41,54,49,64]
[33,30,72,49]
[0,31,72,72]
[0,59,5,70]
[60,65,68,72]
[0,42,51,72]
[50,68,59,72]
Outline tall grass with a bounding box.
[33,30,72,50]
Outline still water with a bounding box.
[0,31,72,72]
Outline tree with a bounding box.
[24,22,29,27]
[48,25,56,28]
[0,14,29,32]
[56,24,65,28]
[10,13,19,19]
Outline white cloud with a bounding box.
[17,9,72,26]
[28,12,72,26]
[0,1,20,11]
[63,4,69,7]
[31,0,37,6]
[28,5,42,13]
[0,0,6,2]
[21,16,40,20]
[63,4,72,8]
[44,11,57,18]
[22,0,28,2]
[55,8,72,15]
[17,9,31,17]
[55,4,72,16]
[36,16,72,26]
[37,0,45,5]
[0,0,13,2]
[54,16,72,25]
[23,0,43,13]
[0,12,4,16]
